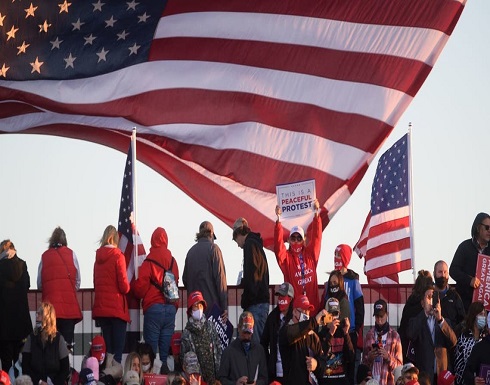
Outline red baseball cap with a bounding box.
[293,295,314,311]
[187,291,207,314]
[438,371,455,385]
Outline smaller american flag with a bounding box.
[354,134,412,281]
[118,139,146,282]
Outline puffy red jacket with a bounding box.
[132,227,179,312]
[274,215,322,313]
[92,245,130,322]
[40,246,82,322]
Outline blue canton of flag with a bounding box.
[118,142,135,246]
[0,0,166,80]
[371,135,409,215]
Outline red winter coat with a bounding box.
[274,215,322,313]
[92,245,130,322]
[132,227,179,312]
[39,246,82,322]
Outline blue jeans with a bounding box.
[247,302,269,343]
[97,317,127,363]
[143,303,176,363]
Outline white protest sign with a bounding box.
[276,179,316,219]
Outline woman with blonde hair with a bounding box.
[92,225,130,364]
[22,302,70,385]
[124,352,143,385]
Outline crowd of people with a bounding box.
[0,209,489,385]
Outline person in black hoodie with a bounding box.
[261,282,295,384]
[233,217,270,342]
[398,270,433,363]
[450,212,490,313]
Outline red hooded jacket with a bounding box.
[132,227,179,312]
[274,215,322,313]
[92,245,130,322]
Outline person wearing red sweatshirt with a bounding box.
[274,199,322,313]
[132,227,179,374]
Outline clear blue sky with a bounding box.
[1,0,488,288]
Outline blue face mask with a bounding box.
[476,315,486,330]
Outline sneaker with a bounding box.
[160,363,170,375]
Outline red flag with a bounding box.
[0,0,465,247]
[354,134,412,280]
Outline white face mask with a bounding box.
[142,363,151,373]
[192,309,203,321]
[299,312,310,322]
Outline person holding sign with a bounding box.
[274,199,322,313]
[449,212,490,312]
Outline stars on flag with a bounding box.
[0,0,162,80]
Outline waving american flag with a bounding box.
[354,134,412,282]
[0,0,465,247]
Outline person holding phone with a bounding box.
[407,286,457,385]
[362,300,403,385]
[316,297,354,385]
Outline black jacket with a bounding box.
[464,336,490,385]
[240,232,270,309]
[439,286,466,331]
[22,332,70,385]
[279,317,325,385]
[398,293,422,361]
[0,255,33,340]
[450,238,490,312]
[260,305,292,380]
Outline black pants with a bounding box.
[57,318,77,347]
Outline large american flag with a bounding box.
[354,134,412,282]
[0,0,465,247]
[118,138,147,282]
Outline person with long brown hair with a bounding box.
[22,302,70,385]
[37,227,82,349]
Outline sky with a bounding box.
[1,0,489,289]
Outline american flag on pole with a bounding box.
[354,134,412,283]
[117,134,146,347]
[0,0,465,247]
[118,136,146,282]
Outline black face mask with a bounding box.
[375,321,389,334]
[434,276,448,289]
[329,284,340,294]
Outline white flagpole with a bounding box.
[407,123,416,283]
[131,128,138,279]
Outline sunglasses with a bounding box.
[290,235,303,242]
[481,223,490,231]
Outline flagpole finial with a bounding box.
[408,122,412,128]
